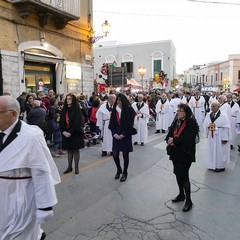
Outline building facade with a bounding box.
[93,40,176,91]
[184,55,240,92]
[0,0,95,98]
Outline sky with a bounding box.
[92,0,240,74]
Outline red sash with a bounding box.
[66,111,70,129]
[174,120,186,138]
[116,112,121,125]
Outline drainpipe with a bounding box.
[0,51,3,95]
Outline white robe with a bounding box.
[209,96,218,106]
[96,102,113,152]
[229,102,240,146]
[189,96,205,127]
[155,99,170,131]
[132,102,149,144]
[203,111,231,170]
[220,102,231,124]
[0,121,61,240]
[168,99,174,125]
[169,98,181,126]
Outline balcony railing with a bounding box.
[10,0,80,29]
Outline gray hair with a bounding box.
[33,100,41,107]
[3,96,20,115]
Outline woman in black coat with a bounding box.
[166,103,199,212]
[60,93,84,174]
[108,93,136,182]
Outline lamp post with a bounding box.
[138,66,146,92]
[89,20,111,45]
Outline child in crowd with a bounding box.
[51,113,64,157]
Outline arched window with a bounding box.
[105,55,116,63]
[151,51,164,78]
[121,53,134,74]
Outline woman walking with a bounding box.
[109,93,136,182]
[165,103,199,212]
[60,93,84,174]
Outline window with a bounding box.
[238,70,240,80]
[121,62,133,73]
[220,72,223,81]
[153,59,162,77]
[215,73,218,82]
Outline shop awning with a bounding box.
[22,52,65,64]
[127,78,141,88]
[233,87,240,92]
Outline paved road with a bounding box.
[44,127,240,240]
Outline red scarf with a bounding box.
[66,111,70,129]
[116,112,121,125]
[174,120,186,138]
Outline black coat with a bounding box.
[59,106,84,150]
[109,106,135,152]
[166,118,199,163]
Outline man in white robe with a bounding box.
[155,93,170,133]
[96,94,116,156]
[0,96,61,240]
[203,102,231,172]
[189,91,205,127]
[226,93,240,148]
[132,94,149,146]
[169,93,181,125]
[209,91,219,106]
[218,95,231,123]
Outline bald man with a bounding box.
[0,96,60,240]
[203,102,231,172]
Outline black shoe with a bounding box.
[40,232,46,240]
[238,146,240,152]
[120,172,128,182]
[114,171,122,179]
[182,201,193,212]
[141,142,144,146]
[230,145,233,150]
[214,168,225,172]
[134,142,138,145]
[101,151,107,157]
[162,130,166,133]
[63,167,73,174]
[155,130,160,134]
[110,152,113,156]
[171,195,185,202]
[75,168,79,174]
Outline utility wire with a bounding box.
[188,0,240,5]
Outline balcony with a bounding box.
[10,0,80,29]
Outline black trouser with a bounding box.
[112,151,129,174]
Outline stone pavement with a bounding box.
[45,133,240,240]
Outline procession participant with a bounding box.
[185,92,192,109]
[226,93,240,149]
[155,93,170,133]
[0,96,60,240]
[189,90,205,127]
[203,102,231,172]
[97,94,116,156]
[170,93,182,121]
[132,94,149,146]
[210,91,220,105]
[218,95,231,123]
[179,92,187,104]
[108,93,135,182]
[166,103,199,212]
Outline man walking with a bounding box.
[0,96,61,239]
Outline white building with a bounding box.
[184,55,240,92]
[93,40,176,91]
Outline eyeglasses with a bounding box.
[0,110,14,114]
[177,110,185,113]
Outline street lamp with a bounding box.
[89,20,111,45]
[138,66,146,92]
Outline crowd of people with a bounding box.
[1,87,240,239]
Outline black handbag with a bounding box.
[132,127,137,135]
[166,145,173,155]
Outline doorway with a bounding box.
[24,61,56,93]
